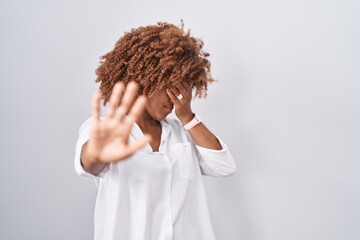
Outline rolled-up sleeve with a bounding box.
[74,118,110,180]
[195,138,236,177]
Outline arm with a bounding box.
[178,113,222,150]
[166,81,222,150]
[80,141,107,176]
[167,81,236,176]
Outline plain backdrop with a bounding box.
[0,0,359,239]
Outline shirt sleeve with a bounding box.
[74,117,110,180]
[194,137,236,177]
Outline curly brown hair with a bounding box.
[95,21,215,104]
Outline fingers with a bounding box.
[175,83,188,96]
[166,81,192,105]
[106,82,125,118]
[92,91,102,122]
[166,88,178,104]
[178,81,193,97]
[114,94,147,142]
[105,81,139,121]
[119,95,147,137]
[127,95,147,121]
[117,82,139,118]
[170,87,181,102]
[182,80,192,90]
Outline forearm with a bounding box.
[179,113,222,150]
[80,142,107,176]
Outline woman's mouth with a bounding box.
[164,104,173,112]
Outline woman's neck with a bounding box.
[136,112,162,152]
[136,111,160,131]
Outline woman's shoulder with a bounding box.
[78,117,93,134]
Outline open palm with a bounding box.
[86,82,150,164]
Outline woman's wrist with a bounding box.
[183,115,201,131]
[177,112,195,125]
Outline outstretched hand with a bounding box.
[86,82,151,164]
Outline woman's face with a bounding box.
[144,90,173,121]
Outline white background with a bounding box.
[0,0,359,239]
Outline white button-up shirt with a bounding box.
[74,117,236,240]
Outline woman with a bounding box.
[74,22,236,240]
